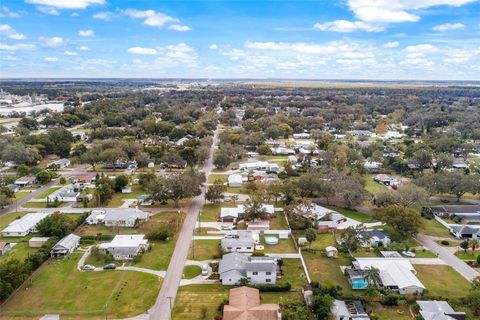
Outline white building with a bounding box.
[2,212,52,237]
[50,233,80,258]
[353,257,425,294]
[48,158,71,169]
[221,231,259,253]
[239,161,280,173]
[86,208,149,227]
[219,252,278,285]
[293,204,346,230]
[99,234,149,260]
[47,184,82,202]
[293,133,310,139]
[227,173,246,187]
[271,147,295,155]
[220,204,275,223]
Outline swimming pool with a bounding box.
[264,236,279,245]
[350,277,369,289]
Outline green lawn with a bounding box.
[22,201,66,209]
[270,211,289,230]
[260,236,297,253]
[415,265,471,298]
[364,174,388,195]
[14,191,31,200]
[183,265,202,279]
[35,186,63,199]
[0,211,29,230]
[278,258,308,289]
[366,303,413,320]
[0,242,39,262]
[2,253,162,318]
[326,205,376,223]
[455,251,479,261]
[133,239,177,270]
[188,240,222,261]
[207,174,228,184]
[173,284,228,320]
[419,218,453,238]
[199,203,221,222]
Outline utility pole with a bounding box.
[167,296,174,319]
[192,226,195,259]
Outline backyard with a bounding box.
[415,265,471,298]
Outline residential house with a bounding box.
[47,183,82,202]
[0,241,11,255]
[29,237,50,248]
[86,208,149,227]
[160,160,187,169]
[293,132,310,139]
[332,300,370,320]
[427,205,480,224]
[7,184,19,193]
[50,233,80,258]
[223,286,281,320]
[136,194,153,206]
[348,130,373,137]
[373,174,396,186]
[14,176,36,187]
[364,161,382,171]
[347,257,425,294]
[99,234,149,260]
[219,204,275,223]
[271,147,295,155]
[227,173,245,187]
[239,161,280,173]
[175,134,193,146]
[221,231,259,253]
[358,229,391,247]
[72,173,97,184]
[293,204,346,230]
[103,160,137,170]
[2,212,52,237]
[47,158,71,169]
[219,252,278,285]
[450,225,480,240]
[417,300,466,320]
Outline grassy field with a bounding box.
[0,242,39,262]
[173,284,228,320]
[364,174,388,195]
[278,258,308,289]
[207,174,228,184]
[455,251,479,261]
[366,303,413,320]
[326,205,376,223]
[35,186,63,199]
[419,218,453,238]
[199,203,221,222]
[2,253,162,318]
[14,191,31,200]
[183,265,202,279]
[133,239,177,270]
[22,201,66,209]
[188,240,221,261]
[260,236,297,253]
[270,211,289,229]
[415,265,471,298]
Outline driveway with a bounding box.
[416,234,480,281]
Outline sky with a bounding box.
[0,0,480,80]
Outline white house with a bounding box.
[86,208,149,227]
[50,233,80,258]
[219,252,278,285]
[48,158,71,169]
[47,184,82,202]
[2,212,52,237]
[271,147,295,155]
[99,234,149,260]
[293,204,346,230]
[220,204,275,223]
[227,173,245,187]
[221,231,259,253]
[293,133,310,139]
[239,161,280,173]
[14,176,36,187]
[352,257,425,294]
[358,229,391,247]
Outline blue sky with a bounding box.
[1,0,479,79]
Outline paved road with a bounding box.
[0,165,87,216]
[416,234,480,281]
[149,125,219,320]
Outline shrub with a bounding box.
[441,240,450,246]
[255,282,291,292]
[146,229,171,241]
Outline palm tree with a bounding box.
[471,239,479,253]
[368,267,381,288]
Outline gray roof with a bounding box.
[450,225,480,236]
[221,231,255,249]
[104,208,149,221]
[430,205,480,215]
[52,233,80,251]
[417,300,466,320]
[332,300,370,320]
[219,252,277,275]
[359,229,390,240]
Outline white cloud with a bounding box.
[405,44,438,53]
[37,6,59,15]
[123,9,190,31]
[44,57,58,62]
[209,44,218,50]
[0,6,21,18]
[313,20,383,32]
[71,12,79,17]
[313,1,477,32]
[79,29,95,37]
[432,22,465,31]
[127,47,158,55]
[0,25,26,40]
[26,0,105,9]
[383,41,400,48]
[39,36,64,47]
[167,24,191,31]
[0,42,36,51]
[78,45,90,51]
[93,11,112,21]
[64,51,77,56]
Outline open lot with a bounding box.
[419,218,453,238]
[34,186,63,199]
[415,264,471,298]
[260,235,297,253]
[1,253,162,319]
[0,242,39,262]
[188,240,222,261]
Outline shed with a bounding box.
[29,237,50,248]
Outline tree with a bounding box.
[36,170,53,184]
[242,196,267,221]
[230,194,239,204]
[305,228,317,249]
[471,239,479,253]
[94,176,115,205]
[213,151,231,169]
[375,205,423,240]
[0,193,11,208]
[460,240,470,253]
[412,148,433,172]
[36,212,75,238]
[339,226,363,257]
[310,292,333,320]
[114,175,129,192]
[368,267,381,288]
[416,172,479,203]
[375,184,429,208]
[205,180,226,204]
[466,290,480,316]
[1,143,41,165]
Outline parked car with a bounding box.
[82,264,95,271]
[224,233,238,239]
[402,251,416,258]
[201,264,209,276]
[103,263,116,270]
[221,225,233,230]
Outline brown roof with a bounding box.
[0,242,10,250]
[223,287,281,320]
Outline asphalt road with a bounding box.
[149,126,219,320]
[416,233,480,282]
[0,165,86,217]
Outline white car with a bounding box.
[201,264,209,276]
[402,251,416,258]
[82,264,95,271]
[221,225,233,230]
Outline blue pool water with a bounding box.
[351,277,369,289]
